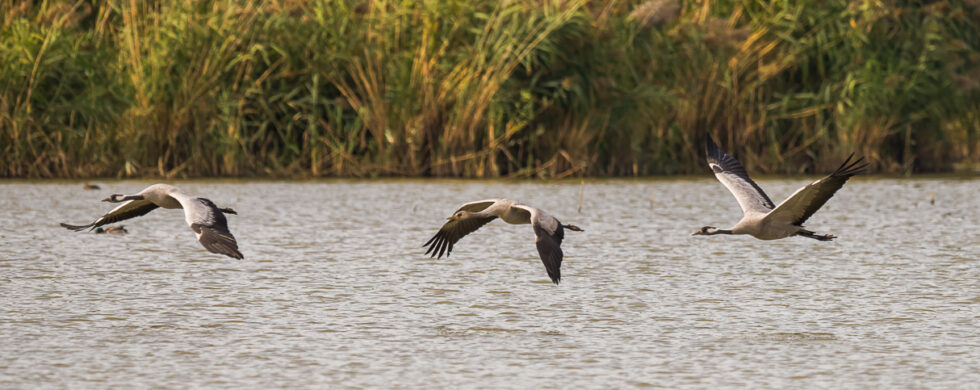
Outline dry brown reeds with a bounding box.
[0,0,977,178]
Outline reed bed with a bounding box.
[1,0,978,178]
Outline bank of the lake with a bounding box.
[2,1,979,178]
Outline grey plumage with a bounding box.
[706,135,775,212]
[61,184,243,259]
[423,199,582,284]
[694,135,868,241]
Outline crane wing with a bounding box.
[423,215,497,259]
[454,199,499,213]
[172,194,243,259]
[766,154,867,226]
[515,205,565,285]
[61,199,159,231]
[706,135,775,215]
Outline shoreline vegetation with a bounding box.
[2,0,979,179]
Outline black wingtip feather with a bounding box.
[423,234,437,248]
[788,153,868,226]
[705,134,723,164]
[422,215,496,260]
[706,133,718,153]
[832,154,868,178]
[543,252,562,285]
[439,236,451,258]
[422,231,453,259]
[61,222,94,231]
[434,237,444,258]
[533,224,565,285]
[548,258,562,285]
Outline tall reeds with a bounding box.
[1,0,978,178]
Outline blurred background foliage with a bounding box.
[1,0,978,178]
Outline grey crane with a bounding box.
[61,184,243,259]
[423,199,583,284]
[692,135,867,241]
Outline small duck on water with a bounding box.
[94,226,128,235]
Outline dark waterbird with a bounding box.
[94,225,128,235]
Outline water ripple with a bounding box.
[0,178,977,389]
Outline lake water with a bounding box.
[0,178,977,389]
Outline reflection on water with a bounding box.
[0,178,977,388]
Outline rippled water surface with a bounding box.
[1,178,978,388]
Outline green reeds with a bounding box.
[1,0,978,178]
